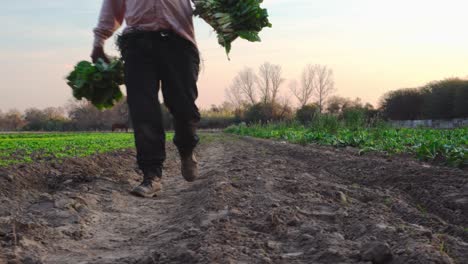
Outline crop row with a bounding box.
[0,133,173,167]
[225,124,468,168]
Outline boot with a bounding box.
[131,169,162,198]
[180,151,198,182]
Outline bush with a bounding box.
[341,108,366,130]
[244,103,272,124]
[244,102,293,124]
[296,104,319,124]
[310,114,341,133]
[199,110,238,129]
[198,116,237,129]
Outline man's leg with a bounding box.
[124,37,165,196]
[160,35,201,181]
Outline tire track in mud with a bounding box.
[1,133,467,263]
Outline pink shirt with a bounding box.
[93,0,196,48]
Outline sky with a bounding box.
[1,0,468,111]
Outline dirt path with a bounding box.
[1,133,467,264]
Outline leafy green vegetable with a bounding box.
[225,123,468,168]
[0,132,174,167]
[193,0,272,56]
[66,59,124,110]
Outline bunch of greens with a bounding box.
[66,59,124,110]
[193,0,272,55]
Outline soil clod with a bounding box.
[360,242,393,264]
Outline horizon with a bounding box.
[1,0,468,112]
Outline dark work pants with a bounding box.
[120,31,201,175]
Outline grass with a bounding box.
[435,234,449,255]
[225,122,468,168]
[416,204,428,215]
[0,132,173,167]
[383,197,393,206]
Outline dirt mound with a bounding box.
[1,134,467,263]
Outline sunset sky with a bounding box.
[1,0,468,111]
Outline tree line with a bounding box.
[0,63,466,131]
[0,100,129,132]
[380,78,468,120]
[225,62,467,123]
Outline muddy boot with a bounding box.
[131,169,162,198]
[180,151,198,182]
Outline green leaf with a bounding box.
[66,58,124,110]
[237,31,261,42]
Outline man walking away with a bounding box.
[91,0,201,198]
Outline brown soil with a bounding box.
[0,133,467,264]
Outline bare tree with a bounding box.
[290,64,334,110]
[68,101,101,130]
[232,68,257,105]
[289,64,317,107]
[270,65,284,105]
[220,101,235,112]
[109,98,130,124]
[257,63,271,104]
[225,84,245,110]
[276,95,294,120]
[0,109,25,131]
[257,62,284,104]
[43,107,66,120]
[310,64,335,112]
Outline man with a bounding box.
[91,0,201,198]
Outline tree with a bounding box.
[43,107,66,120]
[342,97,364,111]
[67,98,130,131]
[454,83,468,118]
[219,101,235,113]
[225,83,245,110]
[326,96,349,114]
[296,104,319,124]
[364,103,374,111]
[310,64,335,112]
[290,64,317,107]
[232,67,257,105]
[24,108,48,130]
[257,62,284,104]
[380,78,468,120]
[380,88,425,120]
[0,109,25,131]
[110,98,130,125]
[326,96,366,114]
[68,100,104,130]
[422,78,465,119]
[276,96,294,121]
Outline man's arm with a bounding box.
[91,0,125,63]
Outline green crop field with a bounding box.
[226,124,468,168]
[0,132,173,167]
[2,128,467,168]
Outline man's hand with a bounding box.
[91,46,110,63]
